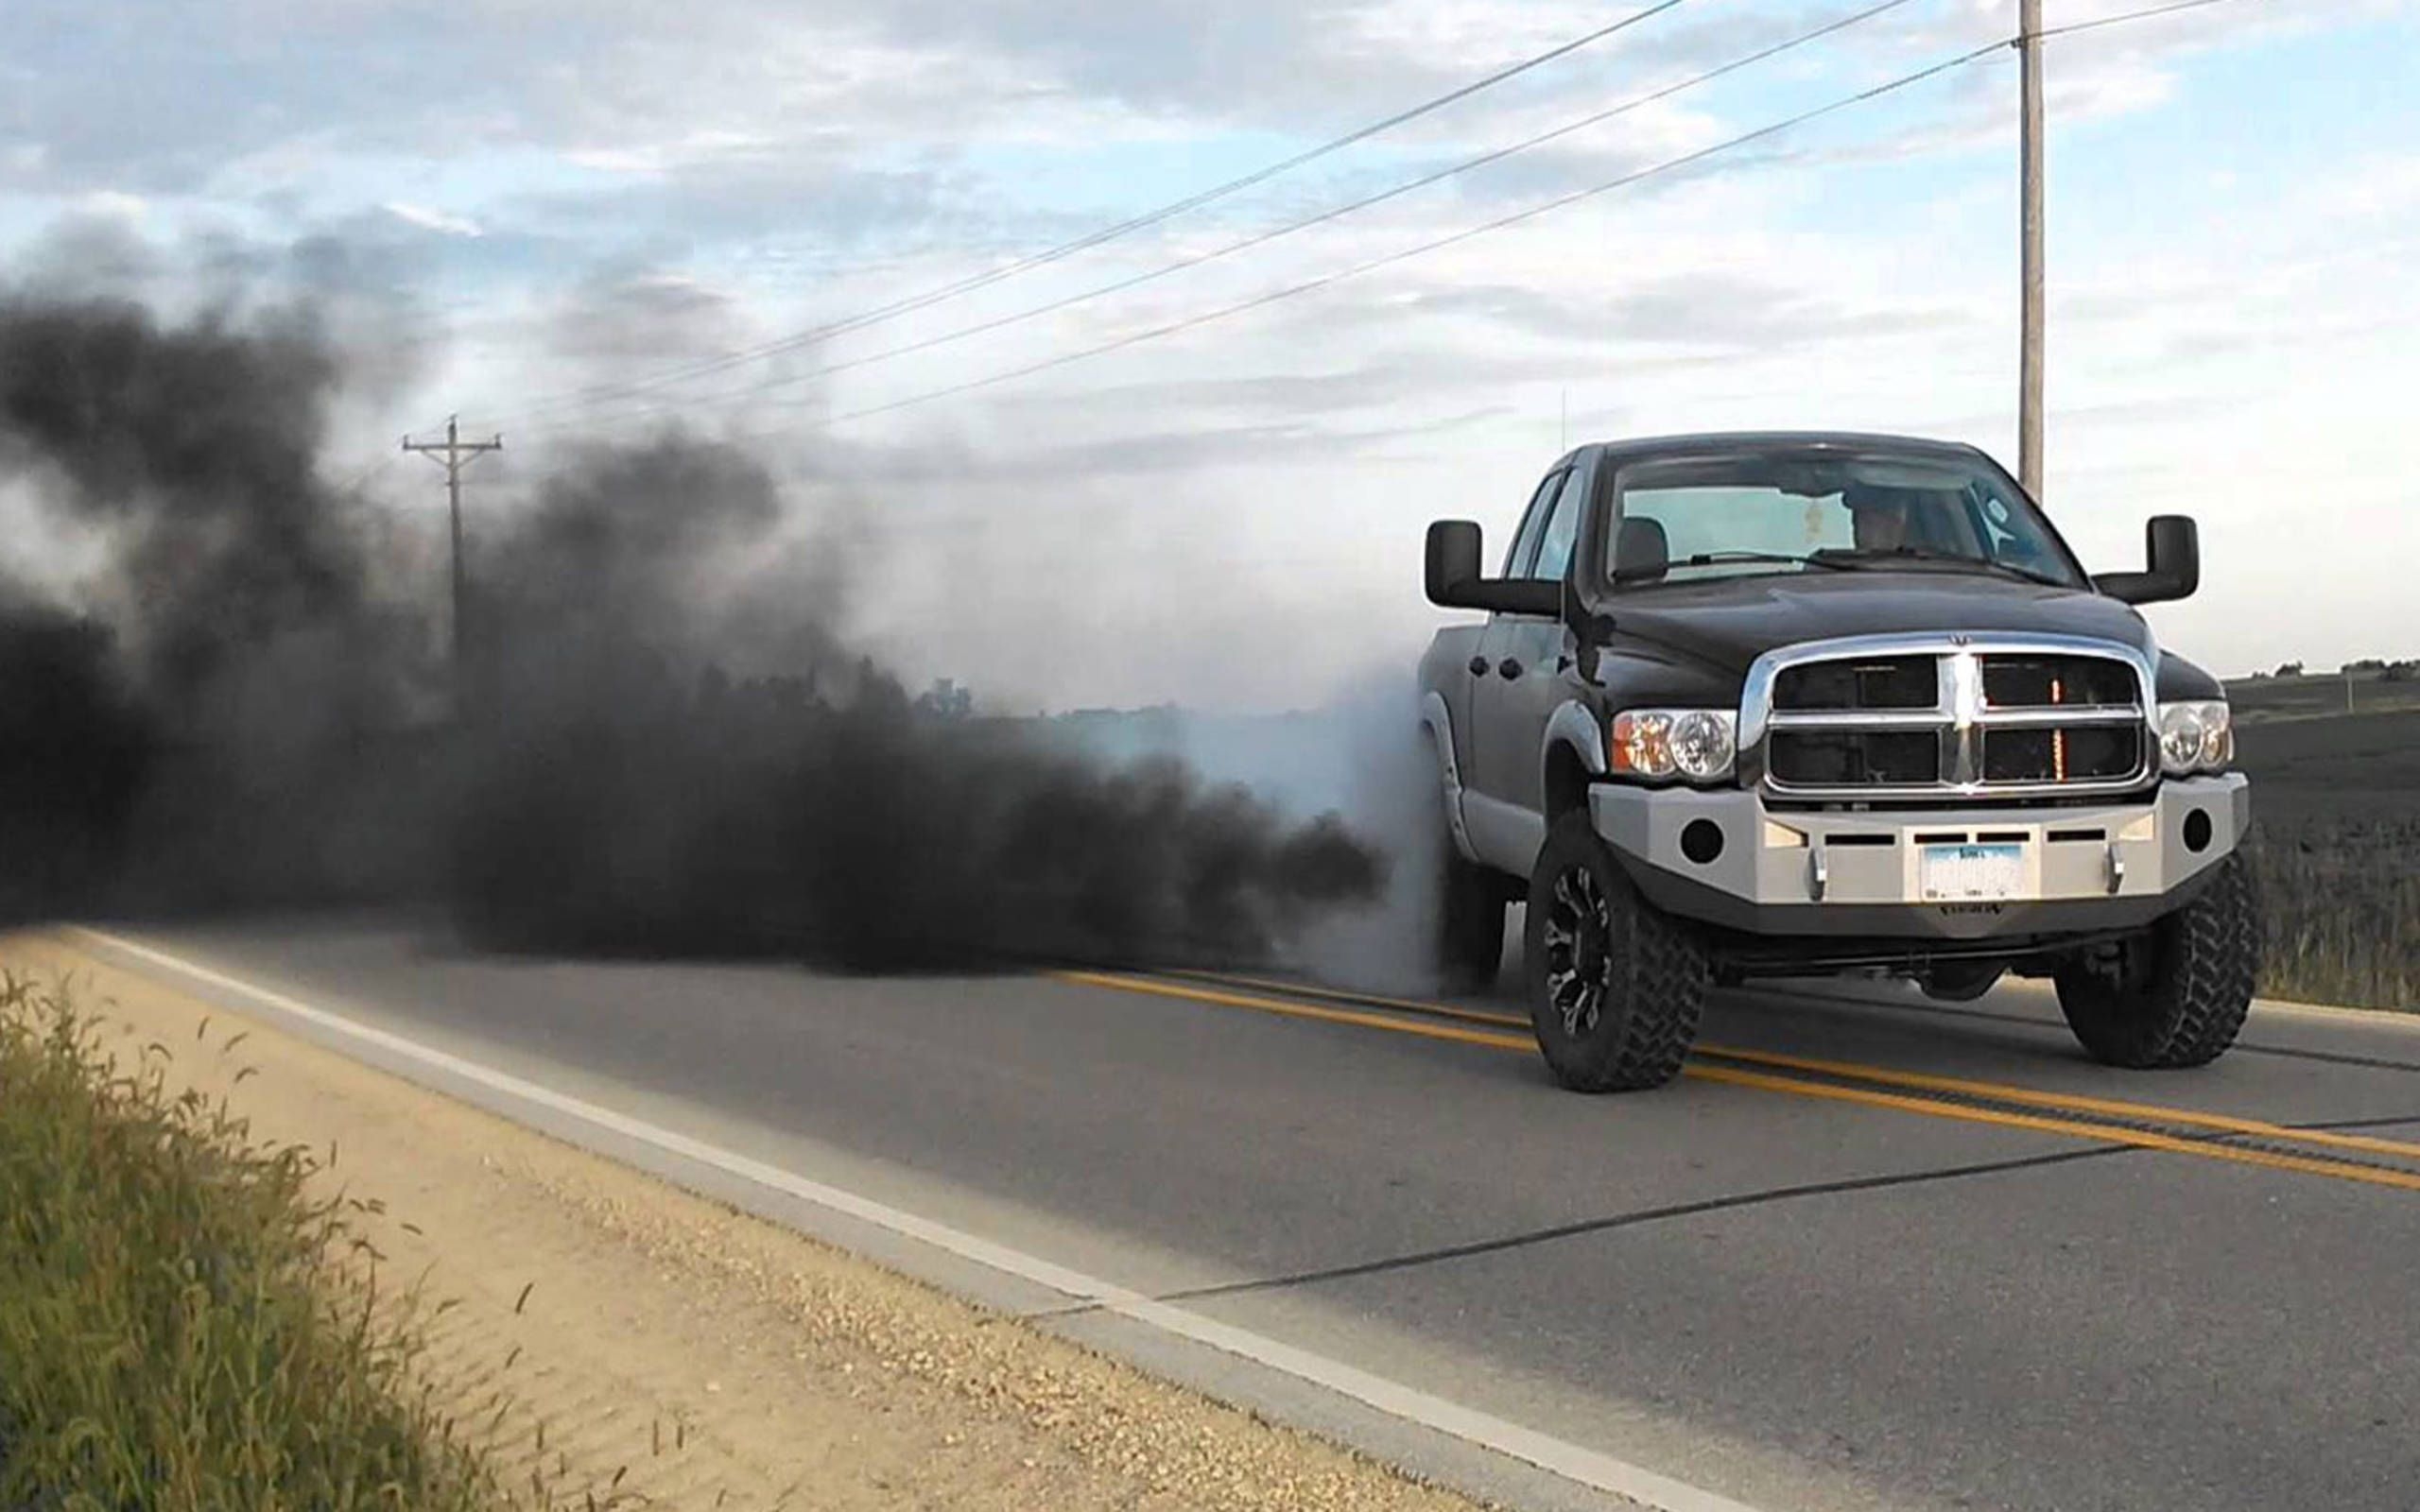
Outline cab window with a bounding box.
[1503,471,1564,576]
[1528,469,1588,582]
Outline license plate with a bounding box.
[1918,842,2027,902]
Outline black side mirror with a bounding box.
[2094,514,2200,606]
[1425,520,1483,606]
[1424,520,1562,616]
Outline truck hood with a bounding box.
[1605,571,2154,676]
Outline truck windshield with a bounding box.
[1609,451,2086,589]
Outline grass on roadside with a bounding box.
[2233,711,2420,1011]
[2244,824,2420,1011]
[0,971,502,1510]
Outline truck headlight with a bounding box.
[2156,700,2231,775]
[1610,709,1736,783]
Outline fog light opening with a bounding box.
[2183,808,2214,853]
[1681,818,1725,866]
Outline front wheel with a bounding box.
[1523,810,1708,1091]
[2055,851,2259,1069]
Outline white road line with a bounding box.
[66,926,1763,1512]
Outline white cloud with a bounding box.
[382,201,483,237]
[8,0,2416,703]
[76,189,147,221]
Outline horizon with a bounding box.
[6,0,2414,709]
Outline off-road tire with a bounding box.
[1523,809,1708,1091]
[1436,850,1508,994]
[2055,851,2259,1069]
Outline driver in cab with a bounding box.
[1843,483,1922,552]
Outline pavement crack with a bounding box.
[1026,1145,2121,1321]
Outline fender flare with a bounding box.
[1539,699,1607,812]
[1420,691,1480,864]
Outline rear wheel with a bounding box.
[1523,810,1707,1091]
[2055,852,2258,1069]
[1435,850,1508,994]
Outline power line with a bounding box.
[328,455,396,497]
[2018,0,2272,493]
[467,0,1699,430]
[413,0,2265,461]
[751,35,2015,436]
[768,0,2265,437]
[2037,0,2268,42]
[513,0,1928,438]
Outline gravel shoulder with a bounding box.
[8,931,1495,1512]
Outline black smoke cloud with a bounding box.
[0,288,431,914]
[0,282,1383,966]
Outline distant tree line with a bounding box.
[2245,659,2420,681]
[2342,658,2420,682]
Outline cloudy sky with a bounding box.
[7,0,2416,710]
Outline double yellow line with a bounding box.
[1060,969,2420,1196]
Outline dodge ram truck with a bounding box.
[1420,431,2256,1092]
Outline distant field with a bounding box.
[2233,708,2420,1009]
[2225,672,2420,724]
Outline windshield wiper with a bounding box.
[1816,546,2073,588]
[1615,550,1858,583]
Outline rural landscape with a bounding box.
[2226,669,2420,1007]
[9,1,2419,1511]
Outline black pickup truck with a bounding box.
[1421,431,2256,1092]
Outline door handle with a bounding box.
[1497,658,1523,679]
[1468,656,1490,677]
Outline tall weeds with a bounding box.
[0,974,496,1510]
[2244,820,2420,1010]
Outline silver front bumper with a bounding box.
[1589,775,2249,939]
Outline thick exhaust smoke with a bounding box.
[0,289,432,916]
[1044,682,1477,997]
[0,275,1387,968]
[448,434,1382,966]
[0,595,153,921]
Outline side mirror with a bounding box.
[2093,514,2200,606]
[1424,520,1563,616]
[1425,520,1482,606]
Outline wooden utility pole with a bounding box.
[2018,0,2046,499]
[402,415,503,700]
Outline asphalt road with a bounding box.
[68,918,2420,1512]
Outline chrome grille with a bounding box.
[1741,634,2156,801]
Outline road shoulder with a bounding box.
[7,932,1495,1512]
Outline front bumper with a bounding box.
[1589,774,2249,940]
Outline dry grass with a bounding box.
[2234,707,2420,1010]
[2242,820,2420,1010]
[0,974,504,1511]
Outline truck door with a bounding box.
[1469,462,1590,859]
[1449,468,1562,794]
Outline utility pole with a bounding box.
[2018,0,2046,500]
[402,415,502,703]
